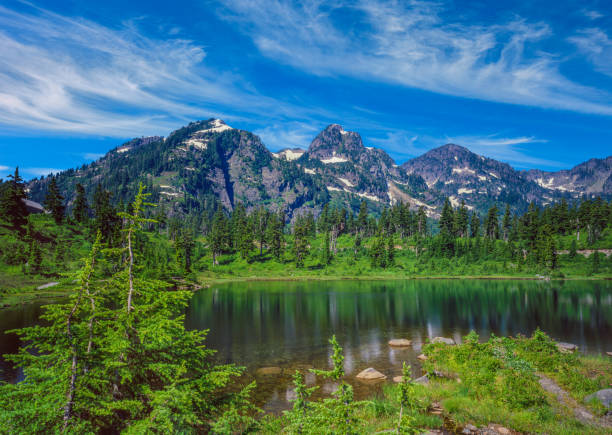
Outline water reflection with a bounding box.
[1,280,611,413]
[185,279,612,412]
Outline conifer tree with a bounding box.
[0,167,28,229]
[293,221,309,268]
[210,204,228,265]
[92,184,120,246]
[386,236,395,266]
[253,206,269,256]
[470,212,480,238]
[353,233,362,258]
[321,231,332,265]
[357,200,368,234]
[266,211,285,260]
[484,205,499,239]
[72,183,89,224]
[417,206,427,236]
[0,185,257,433]
[43,177,65,224]
[569,239,577,258]
[502,204,511,241]
[454,200,469,238]
[439,198,454,236]
[27,239,43,274]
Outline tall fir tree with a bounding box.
[43,177,65,224]
[209,204,229,266]
[72,183,89,224]
[0,167,28,229]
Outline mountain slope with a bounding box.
[525,156,612,196]
[28,119,328,219]
[401,144,554,212]
[26,119,612,220]
[297,124,433,212]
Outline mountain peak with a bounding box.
[307,123,364,160]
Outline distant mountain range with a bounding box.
[27,119,612,219]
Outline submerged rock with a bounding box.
[356,367,387,380]
[255,366,282,376]
[388,338,412,347]
[585,389,612,408]
[556,342,578,353]
[606,351,612,357]
[432,337,456,345]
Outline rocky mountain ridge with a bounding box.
[26,119,611,219]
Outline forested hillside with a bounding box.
[2,163,611,303]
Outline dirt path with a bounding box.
[537,374,611,428]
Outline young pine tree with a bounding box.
[397,362,419,434]
[310,335,363,433]
[0,184,257,433]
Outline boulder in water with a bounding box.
[388,338,412,347]
[356,367,387,381]
[256,366,282,376]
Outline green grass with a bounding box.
[194,233,612,285]
[258,332,612,434]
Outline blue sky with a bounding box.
[1,0,612,180]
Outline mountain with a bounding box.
[26,119,612,220]
[401,144,552,213]
[298,124,433,213]
[524,156,612,196]
[28,119,329,219]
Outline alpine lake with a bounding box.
[2,279,612,413]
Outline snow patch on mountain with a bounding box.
[274,148,305,161]
[452,167,476,175]
[184,138,209,150]
[321,156,349,164]
[338,177,355,187]
[199,119,233,134]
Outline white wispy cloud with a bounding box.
[254,122,322,151]
[0,165,9,171]
[569,28,612,76]
[443,134,562,168]
[218,0,612,115]
[0,4,308,137]
[364,127,560,169]
[581,9,604,20]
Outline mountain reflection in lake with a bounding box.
[184,279,612,412]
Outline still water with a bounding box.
[2,280,612,412]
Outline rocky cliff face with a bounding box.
[28,119,328,219]
[402,144,554,212]
[525,156,612,196]
[299,124,432,212]
[27,119,612,219]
